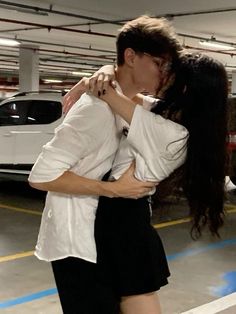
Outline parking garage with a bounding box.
[0,1,236,314]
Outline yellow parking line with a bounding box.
[0,203,42,216]
[153,217,191,229]
[0,251,34,263]
[225,204,236,213]
[154,204,236,229]
[0,202,235,264]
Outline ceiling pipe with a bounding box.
[0,18,116,38]
[0,44,115,61]
[35,48,115,61]
[0,35,235,61]
[161,7,236,19]
[0,59,99,72]
[83,7,236,26]
[2,0,236,26]
[0,56,106,69]
[178,33,236,48]
[1,1,236,28]
[0,47,116,63]
[0,0,122,25]
[183,44,236,57]
[0,37,116,54]
[1,19,235,51]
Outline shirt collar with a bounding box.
[114,80,123,95]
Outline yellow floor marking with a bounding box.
[153,204,236,229]
[1,202,236,218]
[0,203,42,216]
[225,204,236,213]
[0,202,235,263]
[153,217,191,229]
[0,251,34,263]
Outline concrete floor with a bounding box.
[0,178,236,314]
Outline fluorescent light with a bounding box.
[43,79,63,83]
[72,71,92,77]
[0,38,20,46]
[199,39,235,50]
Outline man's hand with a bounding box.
[108,162,158,199]
[63,77,87,114]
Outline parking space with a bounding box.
[0,179,236,313]
[0,1,236,313]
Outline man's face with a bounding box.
[132,52,170,95]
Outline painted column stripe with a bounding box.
[0,288,57,309]
[180,292,236,314]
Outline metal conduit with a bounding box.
[1,0,236,25]
[0,37,116,54]
[0,18,116,38]
[0,0,123,25]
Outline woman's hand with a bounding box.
[88,65,116,94]
[63,65,116,114]
[106,162,158,199]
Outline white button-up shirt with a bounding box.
[110,102,188,191]
[29,93,121,263]
[29,87,188,264]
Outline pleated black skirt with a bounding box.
[94,196,170,297]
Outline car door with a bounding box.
[14,99,63,165]
[0,101,23,166]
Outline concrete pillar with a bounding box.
[19,45,39,92]
[232,72,236,95]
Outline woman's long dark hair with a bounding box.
[152,53,229,239]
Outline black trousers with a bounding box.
[51,257,120,314]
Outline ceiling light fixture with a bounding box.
[0,38,20,46]
[199,36,235,50]
[43,79,63,83]
[72,71,92,77]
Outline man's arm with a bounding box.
[63,65,116,114]
[29,163,156,199]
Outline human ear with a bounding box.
[124,48,136,67]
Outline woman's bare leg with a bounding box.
[120,292,161,314]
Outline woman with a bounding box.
[63,52,228,314]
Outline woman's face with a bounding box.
[132,52,169,94]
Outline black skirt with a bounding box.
[94,196,170,297]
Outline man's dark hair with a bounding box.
[116,15,182,69]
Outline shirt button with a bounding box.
[48,209,53,218]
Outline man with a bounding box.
[29,15,181,314]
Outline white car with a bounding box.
[0,91,64,178]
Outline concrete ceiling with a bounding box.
[0,0,236,90]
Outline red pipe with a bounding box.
[0,18,116,38]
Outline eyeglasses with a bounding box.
[143,52,172,73]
